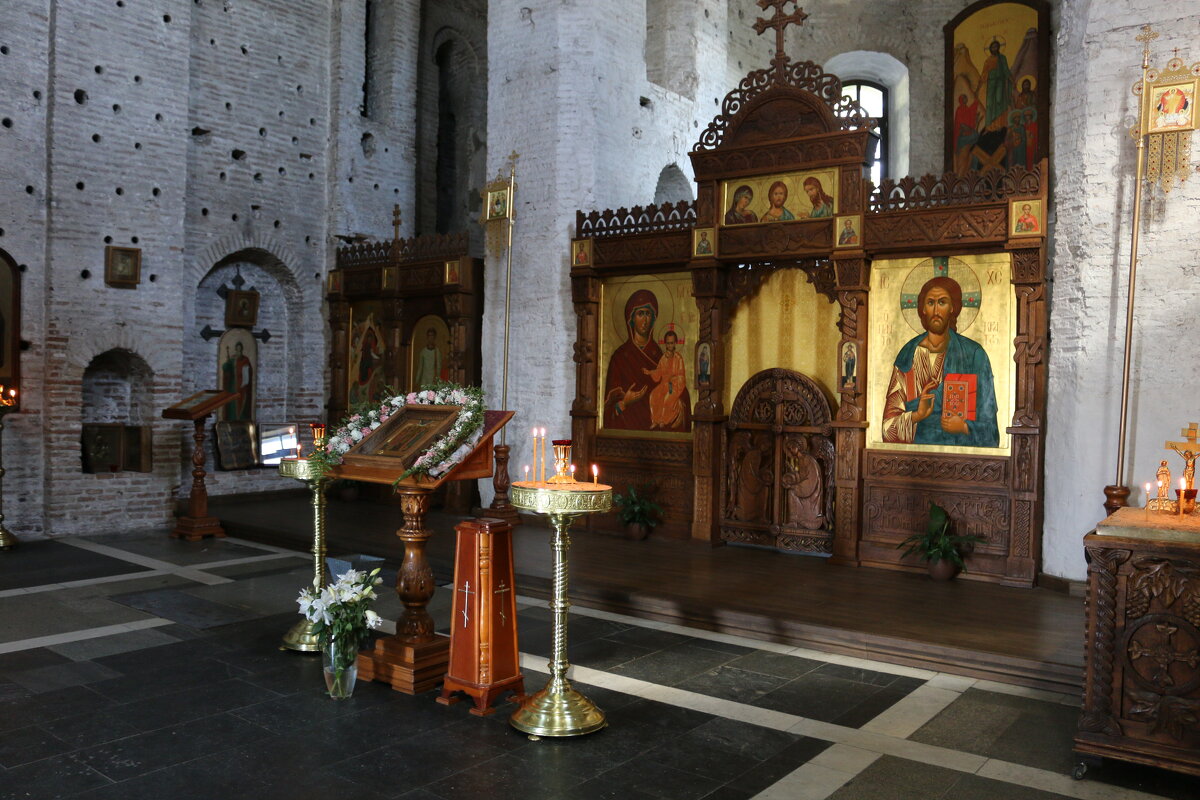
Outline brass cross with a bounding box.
[495,581,512,627]
[1136,24,1159,59]
[392,204,402,243]
[752,0,808,62]
[458,580,475,628]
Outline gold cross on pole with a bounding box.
[1136,24,1159,61]
[392,204,403,243]
[752,0,808,62]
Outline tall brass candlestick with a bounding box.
[0,389,18,551]
[279,434,330,651]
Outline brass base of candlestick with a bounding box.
[510,681,607,737]
[0,524,16,551]
[280,618,322,652]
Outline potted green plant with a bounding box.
[896,501,982,581]
[613,485,663,540]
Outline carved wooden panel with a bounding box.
[692,133,870,178]
[720,369,835,554]
[577,201,696,238]
[865,208,1007,249]
[1078,535,1200,776]
[594,435,693,540]
[594,231,690,268]
[868,165,1046,212]
[865,452,1008,487]
[862,484,1009,555]
[718,221,834,258]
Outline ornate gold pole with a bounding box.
[509,480,611,737]
[280,428,331,652]
[0,394,18,551]
[1105,26,1157,515]
[489,157,521,524]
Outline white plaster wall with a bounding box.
[1043,0,1200,580]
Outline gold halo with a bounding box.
[899,258,983,335]
[606,275,677,350]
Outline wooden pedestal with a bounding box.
[437,517,524,715]
[1075,508,1200,779]
[357,634,450,694]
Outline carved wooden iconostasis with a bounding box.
[570,46,1049,586]
[328,224,483,510]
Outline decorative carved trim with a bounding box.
[594,232,691,267]
[865,453,1008,486]
[1011,500,1032,558]
[1010,247,1043,283]
[865,208,1007,248]
[1079,546,1131,737]
[595,436,692,464]
[693,60,872,153]
[728,368,832,430]
[718,221,835,258]
[1127,557,1200,625]
[868,164,1046,212]
[863,486,1009,547]
[691,133,869,178]
[577,201,697,239]
[337,232,469,269]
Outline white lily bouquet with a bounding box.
[297,567,384,698]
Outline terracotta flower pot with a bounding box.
[928,558,960,581]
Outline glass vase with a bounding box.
[322,636,359,699]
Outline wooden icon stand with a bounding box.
[333,408,514,695]
[437,517,524,715]
[162,389,239,541]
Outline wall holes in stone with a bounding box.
[231,149,245,160]
[253,172,262,183]
[92,133,101,143]
[1,118,11,129]
[134,75,141,84]
[74,89,88,104]
[202,208,209,216]
[103,236,112,243]
[76,181,85,191]
[258,127,266,137]
[134,142,142,150]
[0,45,8,55]
[94,65,104,74]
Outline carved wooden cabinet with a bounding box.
[1076,508,1200,778]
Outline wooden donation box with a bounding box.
[1076,507,1200,778]
[333,406,513,694]
[161,389,239,541]
[437,517,524,715]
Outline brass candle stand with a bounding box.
[0,390,18,551]
[278,426,330,652]
[509,444,611,737]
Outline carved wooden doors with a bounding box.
[721,368,836,554]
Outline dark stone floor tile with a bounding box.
[231,681,399,735]
[698,787,757,800]
[396,791,445,800]
[813,662,910,687]
[0,648,72,676]
[0,685,115,732]
[334,724,509,794]
[72,712,271,782]
[827,755,960,800]
[0,756,112,800]
[426,750,586,800]
[0,679,32,705]
[752,671,883,721]
[609,697,714,735]
[724,649,825,680]
[0,539,149,591]
[588,754,722,800]
[1085,756,1200,800]
[108,588,262,629]
[0,725,72,768]
[677,716,801,763]
[239,657,326,696]
[40,707,142,749]
[7,659,123,694]
[566,636,655,671]
[91,637,234,675]
[676,664,790,704]
[645,730,762,781]
[943,772,1073,800]
[87,657,251,704]
[112,677,281,732]
[686,637,757,656]
[730,736,833,795]
[834,681,924,729]
[603,626,693,651]
[610,642,738,686]
[559,615,633,645]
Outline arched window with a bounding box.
[842,81,887,187]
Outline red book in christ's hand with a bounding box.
[942,374,977,421]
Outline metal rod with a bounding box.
[1114,37,1153,487]
[500,165,516,446]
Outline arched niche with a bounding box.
[81,348,154,473]
[186,249,303,428]
[653,163,695,205]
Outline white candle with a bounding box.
[524,464,530,482]
[540,427,547,483]
[592,463,599,485]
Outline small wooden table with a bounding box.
[1075,507,1200,779]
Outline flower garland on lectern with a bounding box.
[309,381,486,480]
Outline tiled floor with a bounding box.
[0,532,1196,800]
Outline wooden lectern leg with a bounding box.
[486,444,521,525]
[357,486,450,694]
[172,417,224,541]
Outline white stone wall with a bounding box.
[1043,0,1200,580]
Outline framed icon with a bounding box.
[104,246,141,288]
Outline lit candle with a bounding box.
[592,463,599,485]
[570,464,576,480]
[531,427,538,482]
[524,464,530,482]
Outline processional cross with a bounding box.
[753,0,808,71]
[1165,422,1200,491]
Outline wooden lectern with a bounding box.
[162,389,239,541]
[333,408,513,694]
[437,517,524,715]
